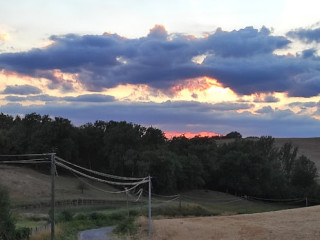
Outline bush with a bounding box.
[114,217,137,235]
[56,210,73,222]
[0,187,16,240]
[88,212,108,221]
[73,213,87,221]
[109,212,126,221]
[15,227,31,240]
[151,204,213,217]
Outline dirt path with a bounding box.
[78,226,114,240]
[138,206,320,240]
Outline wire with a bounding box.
[181,194,237,202]
[55,161,149,186]
[71,171,146,194]
[132,189,144,202]
[219,198,243,205]
[55,156,147,181]
[248,196,302,202]
[0,159,50,164]
[0,153,52,157]
[152,193,180,198]
[153,196,180,206]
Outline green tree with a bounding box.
[0,187,16,240]
[279,142,298,182]
[291,155,317,189]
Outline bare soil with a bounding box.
[138,206,320,240]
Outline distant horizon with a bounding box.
[2,111,320,139]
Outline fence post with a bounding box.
[125,187,130,217]
[148,175,152,237]
[179,194,182,211]
[306,197,308,207]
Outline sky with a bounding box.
[1,0,320,138]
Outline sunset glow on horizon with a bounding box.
[164,131,222,139]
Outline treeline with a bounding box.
[0,112,318,199]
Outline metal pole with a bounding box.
[148,175,151,237]
[50,153,56,240]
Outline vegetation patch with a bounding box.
[151,204,214,217]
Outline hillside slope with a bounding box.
[0,165,127,205]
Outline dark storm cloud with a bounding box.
[1,100,320,137]
[2,84,42,95]
[0,25,320,97]
[204,26,290,57]
[4,93,115,103]
[287,27,320,43]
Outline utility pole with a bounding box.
[125,187,129,217]
[50,153,56,240]
[148,175,152,237]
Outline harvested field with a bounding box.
[138,206,320,240]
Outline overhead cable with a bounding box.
[56,156,147,181]
[55,161,149,186]
[71,171,146,194]
[0,159,50,164]
[0,153,51,157]
[151,193,180,198]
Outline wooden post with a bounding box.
[50,153,56,240]
[148,175,152,237]
[306,197,308,207]
[125,187,129,217]
[179,194,182,211]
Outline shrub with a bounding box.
[114,217,137,235]
[0,186,16,240]
[56,210,73,222]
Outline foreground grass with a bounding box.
[21,190,302,239]
[29,209,138,240]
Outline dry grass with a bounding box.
[136,206,320,240]
[30,225,61,240]
[0,165,128,205]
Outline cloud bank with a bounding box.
[1,100,319,138]
[1,25,320,97]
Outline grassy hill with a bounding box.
[0,165,128,206]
